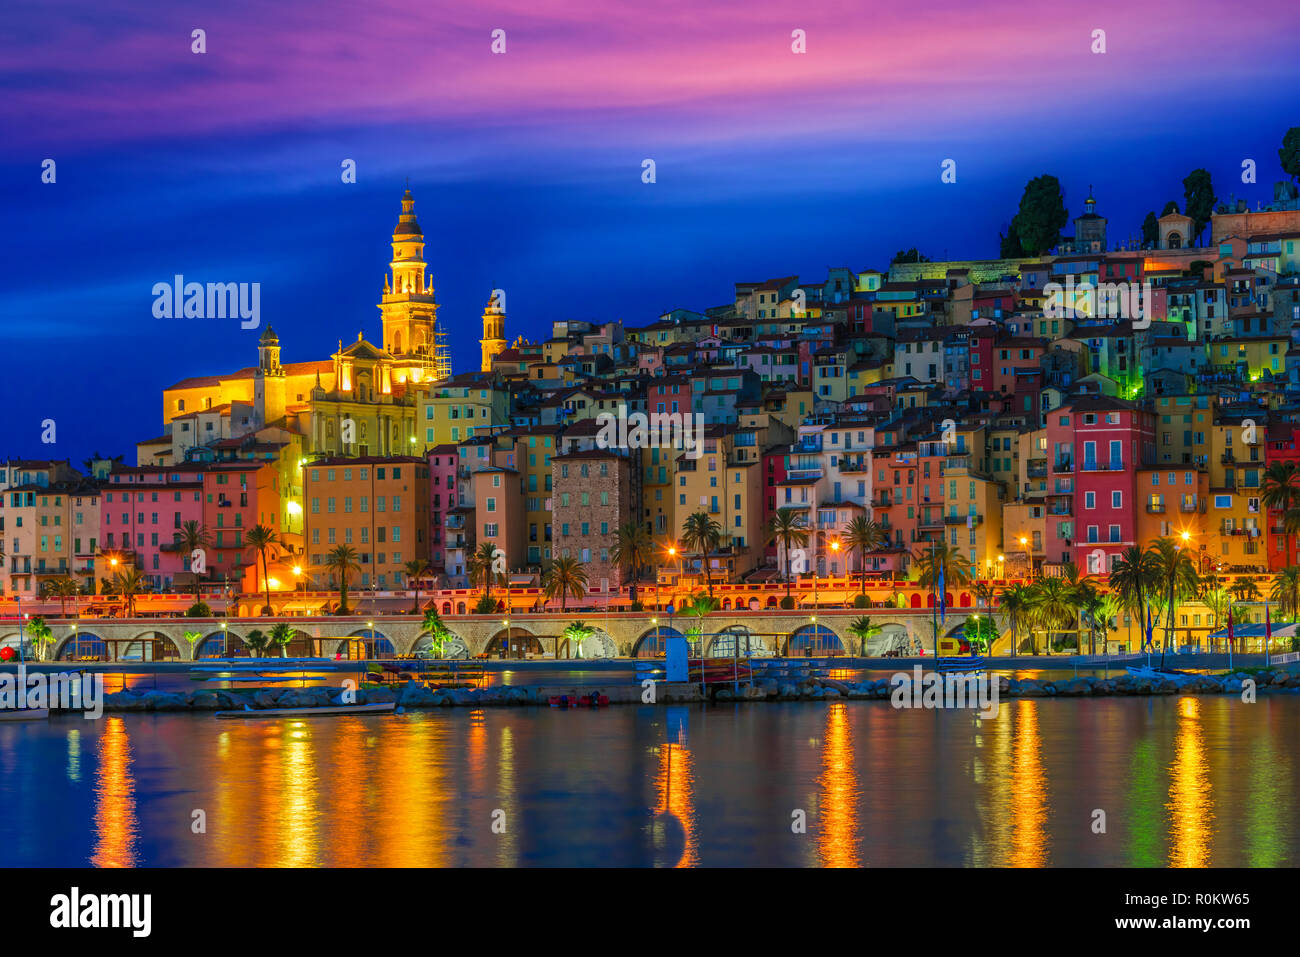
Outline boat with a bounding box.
[1125,665,1199,686]
[0,708,50,721]
[549,693,609,708]
[937,656,987,674]
[214,702,396,719]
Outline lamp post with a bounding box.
[1019,536,1031,581]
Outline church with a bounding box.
[146,188,508,468]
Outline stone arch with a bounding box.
[910,592,922,608]
[748,597,761,611]
[117,630,182,661]
[787,623,844,656]
[633,625,683,657]
[485,627,544,659]
[573,628,617,659]
[56,631,108,661]
[441,600,453,615]
[412,631,469,660]
[864,622,913,657]
[0,631,35,659]
[706,625,772,658]
[195,630,237,658]
[342,628,395,658]
[959,592,972,607]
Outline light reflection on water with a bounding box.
[0,697,1295,867]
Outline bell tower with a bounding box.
[480,290,507,372]
[378,187,450,380]
[253,325,286,428]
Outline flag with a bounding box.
[1266,604,1272,654]
[1227,606,1235,650]
[1145,603,1153,652]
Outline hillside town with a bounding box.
[6,165,1300,644]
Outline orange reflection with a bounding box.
[91,717,138,867]
[1008,701,1048,867]
[653,739,697,867]
[817,703,859,867]
[1168,695,1214,867]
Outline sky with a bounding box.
[2,0,1298,465]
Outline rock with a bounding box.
[505,687,530,706]
[150,692,190,711]
[1223,678,1244,694]
[714,687,735,702]
[777,683,798,700]
[1055,678,1092,697]
[366,689,398,704]
[252,689,281,709]
[190,690,223,711]
[1017,680,1046,697]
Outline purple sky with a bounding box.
[3,0,1298,462]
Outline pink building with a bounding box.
[426,443,459,574]
[101,465,207,590]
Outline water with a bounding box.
[0,697,1292,867]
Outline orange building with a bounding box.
[304,456,430,590]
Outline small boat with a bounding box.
[937,656,987,674]
[549,693,609,708]
[0,708,50,722]
[214,702,396,719]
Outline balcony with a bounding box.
[1027,463,1048,478]
[1145,503,1166,514]
[1081,460,1124,472]
[838,457,871,473]
[1053,460,1073,473]
[1180,499,1205,513]
[944,514,983,527]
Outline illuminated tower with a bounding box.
[378,187,451,382]
[480,290,506,372]
[253,325,286,427]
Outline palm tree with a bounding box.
[268,622,295,658]
[847,615,881,656]
[1025,576,1079,655]
[245,524,279,616]
[111,567,149,618]
[183,630,202,658]
[469,542,503,606]
[1109,544,1161,651]
[44,576,80,618]
[324,545,361,615]
[679,592,719,655]
[1230,577,1261,603]
[997,582,1033,655]
[542,555,588,612]
[682,512,723,598]
[841,516,887,594]
[422,607,453,658]
[611,523,653,600]
[1270,566,1300,621]
[174,520,212,606]
[563,620,593,659]
[766,508,809,602]
[1149,537,1200,658]
[26,616,52,662]
[1263,461,1300,567]
[914,542,973,591]
[404,558,432,614]
[243,628,269,657]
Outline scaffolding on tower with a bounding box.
[432,323,452,381]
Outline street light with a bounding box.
[1019,536,1031,580]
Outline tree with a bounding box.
[961,615,998,654]
[422,607,453,658]
[269,622,295,658]
[1161,200,1180,216]
[913,543,972,592]
[243,628,269,657]
[997,582,1032,655]
[1149,537,1200,658]
[43,576,80,618]
[26,616,52,662]
[174,520,212,606]
[245,524,279,616]
[842,516,887,595]
[681,512,723,598]
[404,558,431,614]
[611,522,652,599]
[1182,169,1217,245]
[183,630,202,658]
[1025,576,1079,654]
[767,508,810,603]
[1263,461,1300,567]
[1008,175,1069,255]
[1271,566,1300,622]
[999,227,1026,259]
[324,545,361,615]
[1231,577,1261,603]
[110,567,149,618]
[542,555,588,612]
[563,620,593,659]
[1109,545,1161,651]
[846,615,881,656]
[891,248,931,264]
[1140,211,1160,249]
[1280,126,1300,183]
[679,593,719,655]
[469,542,503,604]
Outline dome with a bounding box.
[259,325,279,343]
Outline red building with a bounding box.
[1265,422,1300,569]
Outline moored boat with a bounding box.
[214,702,396,719]
[0,708,50,721]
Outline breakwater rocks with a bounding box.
[94,668,1300,713]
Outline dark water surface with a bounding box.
[0,696,1292,867]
